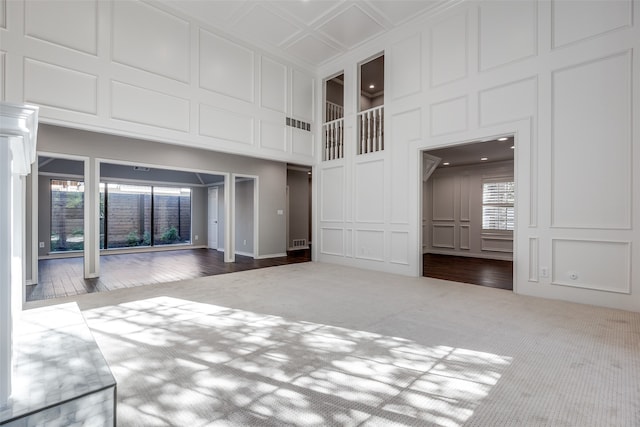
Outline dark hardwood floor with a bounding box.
[423,253,513,290]
[27,248,311,302]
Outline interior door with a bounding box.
[208,187,218,249]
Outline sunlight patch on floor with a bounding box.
[83,296,512,426]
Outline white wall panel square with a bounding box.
[551,52,631,229]
[25,0,97,54]
[479,1,536,70]
[0,51,4,101]
[552,0,631,48]
[479,77,536,127]
[355,160,384,223]
[390,35,421,99]
[200,29,254,102]
[24,58,97,114]
[320,166,344,222]
[529,237,539,282]
[432,224,455,249]
[260,57,287,113]
[111,81,189,132]
[260,121,286,152]
[292,69,314,121]
[345,229,353,257]
[0,0,5,29]
[432,176,455,220]
[355,230,384,261]
[292,128,314,157]
[481,236,513,253]
[391,109,420,224]
[459,175,470,221]
[320,228,343,256]
[430,96,467,136]
[430,12,467,87]
[113,1,189,82]
[460,225,470,250]
[390,231,409,265]
[552,239,630,294]
[199,104,253,145]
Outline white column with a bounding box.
[0,137,13,405]
[0,102,39,405]
[224,173,235,263]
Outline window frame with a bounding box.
[481,177,515,232]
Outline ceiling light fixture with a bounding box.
[498,137,508,141]
[510,146,515,149]
[369,84,375,89]
[481,157,488,161]
[443,162,450,166]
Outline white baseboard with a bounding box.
[256,253,287,259]
[288,245,310,251]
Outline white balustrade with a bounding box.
[322,118,344,161]
[325,101,344,123]
[357,105,384,155]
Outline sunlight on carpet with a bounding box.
[83,296,512,426]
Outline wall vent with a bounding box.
[133,166,150,172]
[292,239,307,248]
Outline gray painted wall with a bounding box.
[235,179,254,256]
[33,124,287,258]
[287,169,310,249]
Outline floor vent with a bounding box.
[292,239,307,248]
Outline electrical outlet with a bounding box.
[194,235,198,240]
[243,239,247,245]
[540,267,548,278]
[39,242,44,248]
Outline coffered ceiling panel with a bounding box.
[159,0,455,68]
[234,4,301,46]
[317,4,385,48]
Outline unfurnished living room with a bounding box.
[1,1,639,426]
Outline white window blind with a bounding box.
[482,180,514,231]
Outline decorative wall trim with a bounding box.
[551,239,631,294]
[432,224,455,249]
[528,237,538,282]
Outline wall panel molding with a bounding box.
[551,239,631,294]
[528,237,538,282]
[259,120,286,152]
[430,11,467,88]
[199,28,254,102]
[24,58,97,114]
[478,0,537,71]
[0,51,5,101]
[25,0,98,55]
[111,80,189,132]
[355,229,384,261]
[260,56,287,113]
[459,225,470,250]
[390,34,422,99]
[551,0,632,49]
[551,51,632,229]
[430,95,468,136]
[320,227,344,256]
[432,224,455,249]
[320,165,344,222]
[390,231,409,265]
[355,159,385,224]
[199,104,254,145]
[479,76,537,127]
[112,0,190,83]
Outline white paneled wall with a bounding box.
[0,0,315,164]
[317,0,640,311]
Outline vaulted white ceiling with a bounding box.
[159,0,456,68]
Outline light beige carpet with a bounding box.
[28,262,640,426]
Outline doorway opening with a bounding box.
[421,136,515,290]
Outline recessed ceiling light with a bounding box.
[481,157,488,161]
[369,84,375,89]
[498,137,508,141]
[443,162,450,166]
[510,145,515,149]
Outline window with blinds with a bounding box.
[482,180,514,231]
